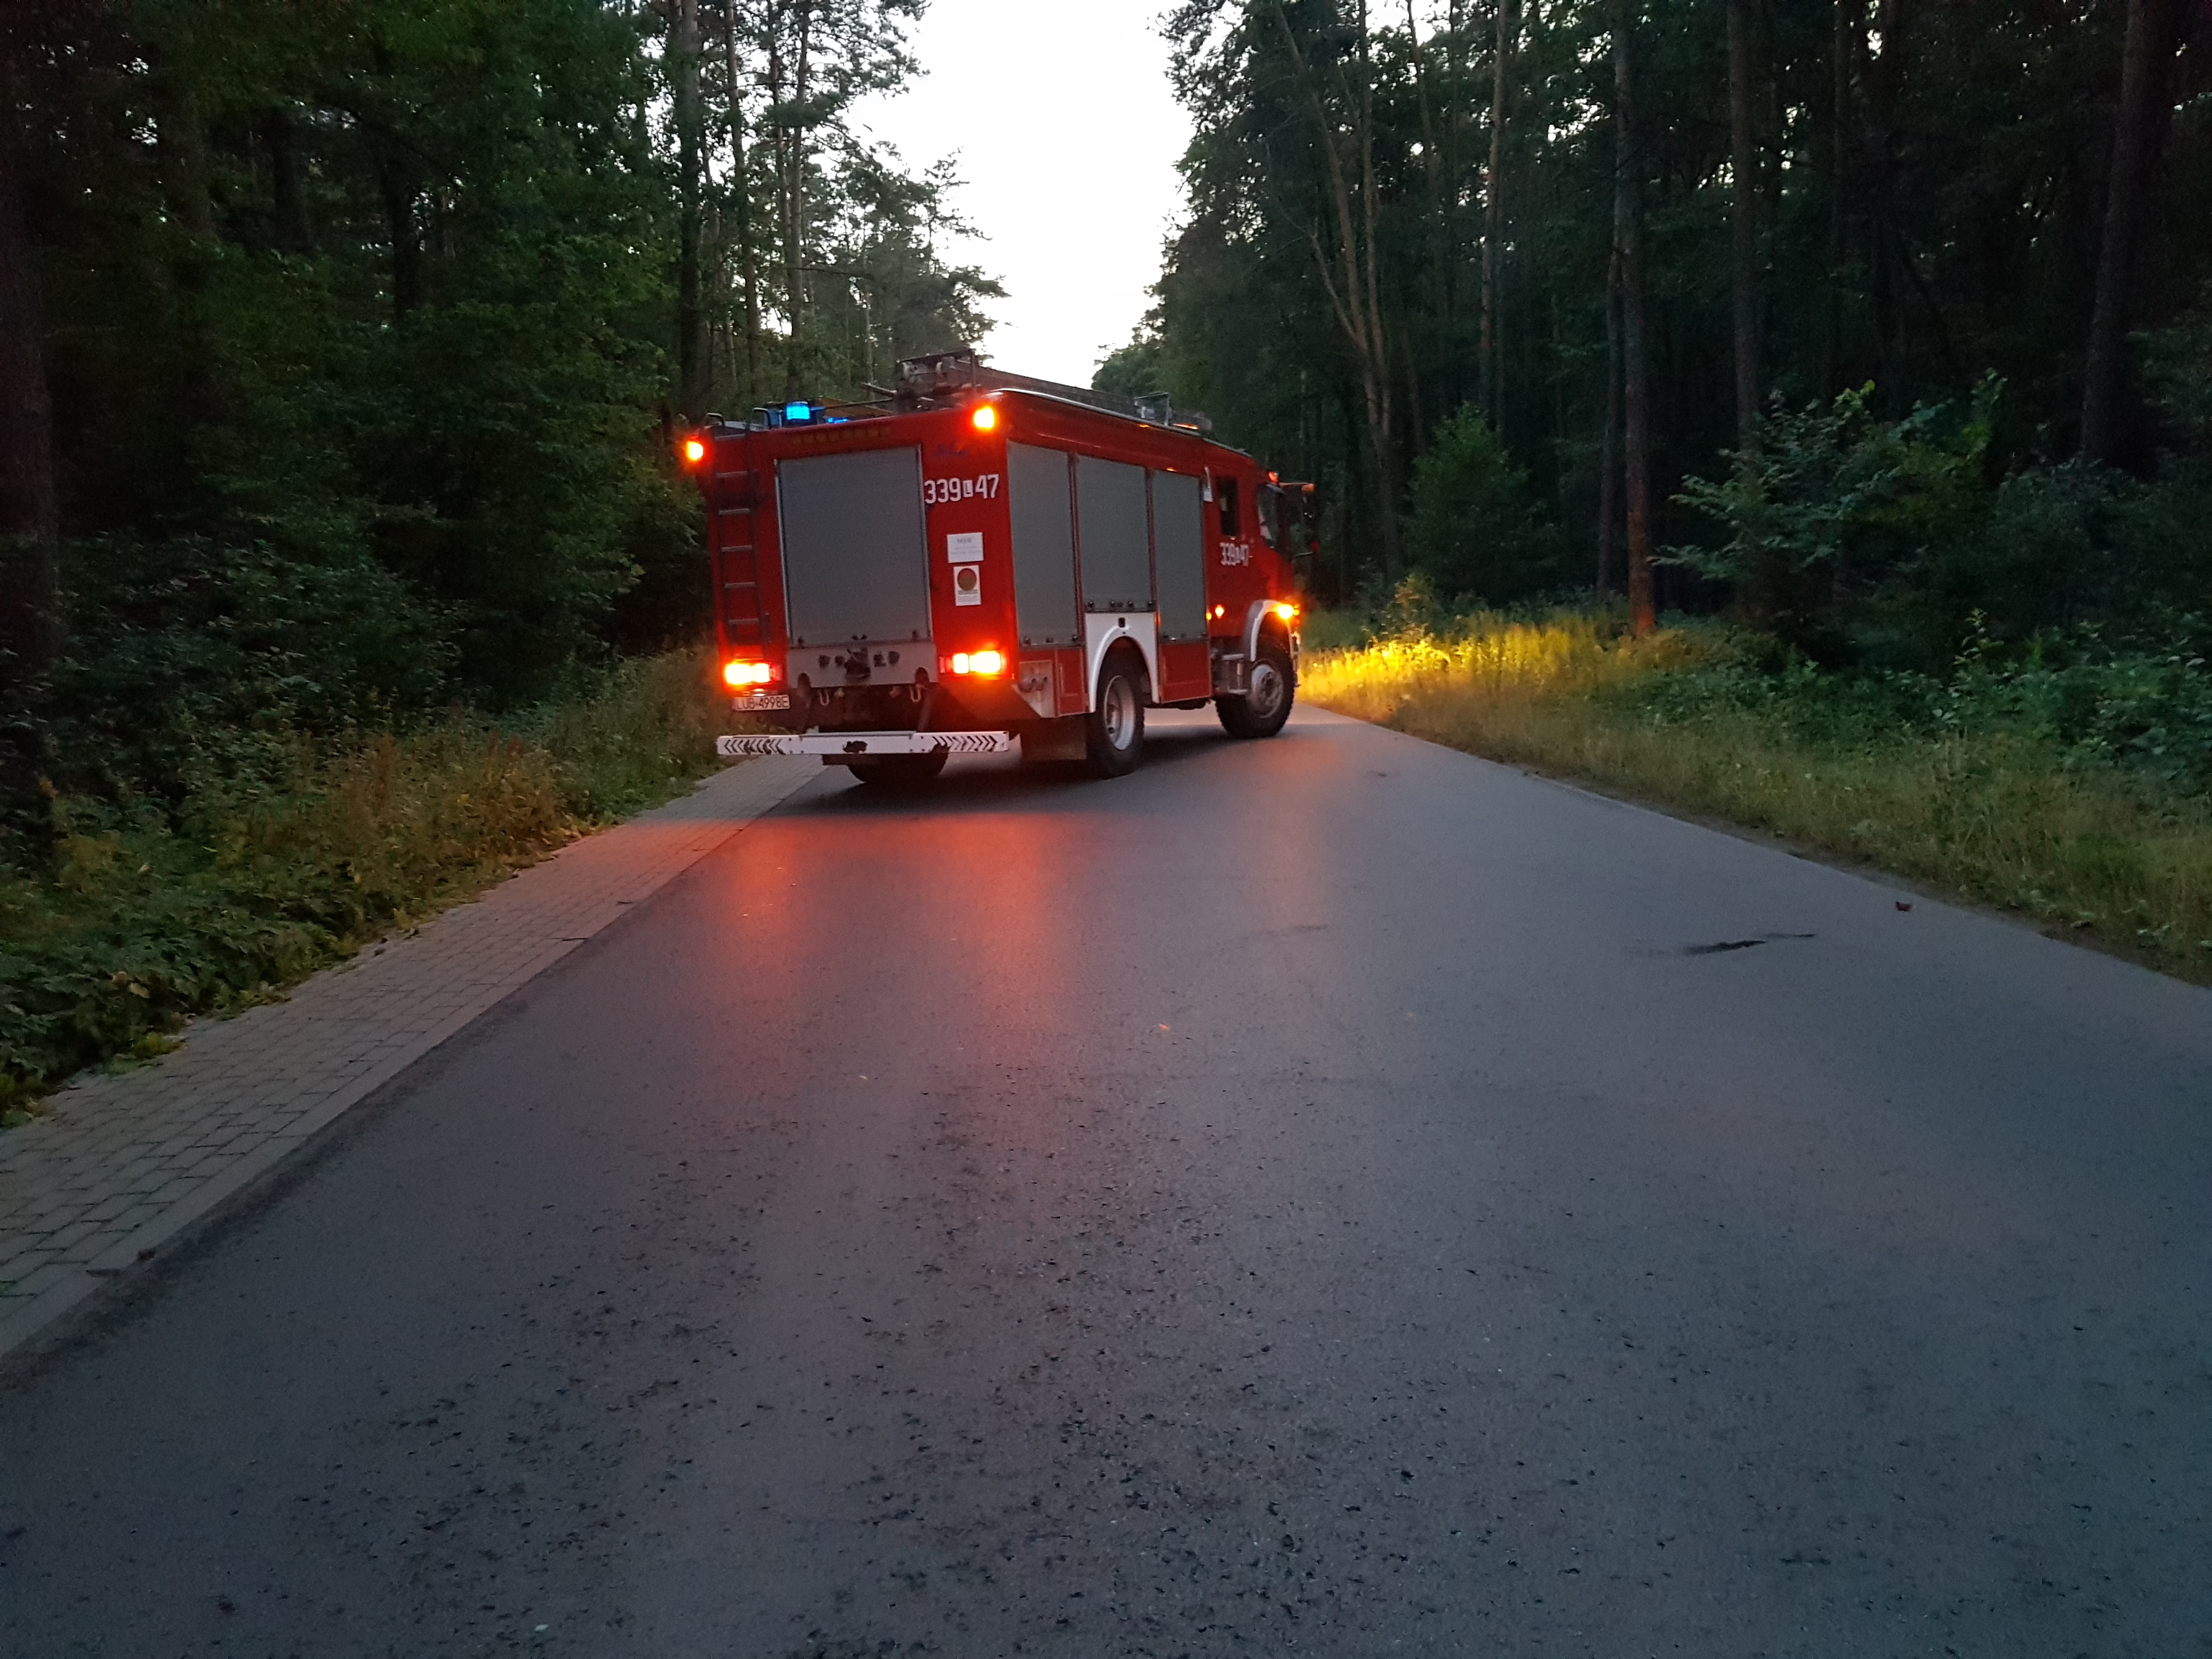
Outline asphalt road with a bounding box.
[4,707,2209,1658]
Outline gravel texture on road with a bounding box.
[3,709,2207,1656]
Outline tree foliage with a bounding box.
[0,0,997,841]
[1406,405,1560,604]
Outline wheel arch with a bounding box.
[1097,635,1152,701]
[1242,601,1300,680]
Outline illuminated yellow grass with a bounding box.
[1300,615,1696,713]
[1304,621,2212,983]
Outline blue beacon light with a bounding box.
[784,401,813,424]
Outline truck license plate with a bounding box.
[731,693,791,711]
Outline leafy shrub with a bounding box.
[0,535,454,857]
[0,648,731,1107]
[1946,629,2212,788]
[48,534,448,757]
[2138,283,2212,448]
[1404,408,1565,606]
[1673,374,2212,667]
[1669,379,2000,659]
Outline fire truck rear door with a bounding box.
[776,446,931,650]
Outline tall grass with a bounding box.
[1303,616,2212,983]
[0,648,738,1111]
[1301,613,1697,713]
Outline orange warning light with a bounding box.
[682,437,707,465]
[723,660,772,686]
[951,650,1005,676]
[970,403,998,432]
[1273,601,1298,622]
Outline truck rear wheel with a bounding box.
[847,751,947,788]
[1086,655,1146,777]
[1216,637,1295,739]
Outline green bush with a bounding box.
[1404,408,1565,606]
[1668,379,1999,660]
[2140,284,2212,447]
[0,649,731,1109]
[1672,374,2212,669]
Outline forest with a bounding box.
[0,0,996,1098]
[0,0,994,730]
[1109,0,2212,668]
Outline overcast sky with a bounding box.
[849,1,1192,388]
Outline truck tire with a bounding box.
[1086,654,1147,777]
[847,751,948,788]
[1216,637,1295,739]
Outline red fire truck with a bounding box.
[680,352,1311,784]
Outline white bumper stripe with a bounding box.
[717,731,1017,758]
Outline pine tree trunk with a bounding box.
[1852,6,1897,408]
[672,0,706,418]
[1821,0,1850,396]
[1407,0,1448,360]
[1599,244,1622,597]
[157,76,216,241]
[2081,0,2178,462]
[376,160,421,320]
[1268,1,1398,581]
[264,110,312,254]
[1873,0,1904,378]
[722,8,761,408]
[364,39,420,322]
[1479,0,1516,422]
[1550,286,1572,532]
[1728,0,1760,458]
[0,108,58,682]
[781,5,815,398]
[1613,0,1654,637]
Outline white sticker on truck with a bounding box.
[952,565,983,606]
[946,532,983,563]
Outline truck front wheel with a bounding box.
[1086,656,1147,777]
[1217,637,1295,739]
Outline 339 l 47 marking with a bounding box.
[923,473,1001,505]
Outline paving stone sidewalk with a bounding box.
[0,755,818,1367]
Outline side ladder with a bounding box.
[715,467,768,645]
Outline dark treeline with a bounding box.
[0,0,996,836]
[1106,0,2212,666]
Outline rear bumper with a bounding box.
[717,731,1017,759]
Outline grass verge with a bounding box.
[1,648,737,1115]
[1302,616,2212,983]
